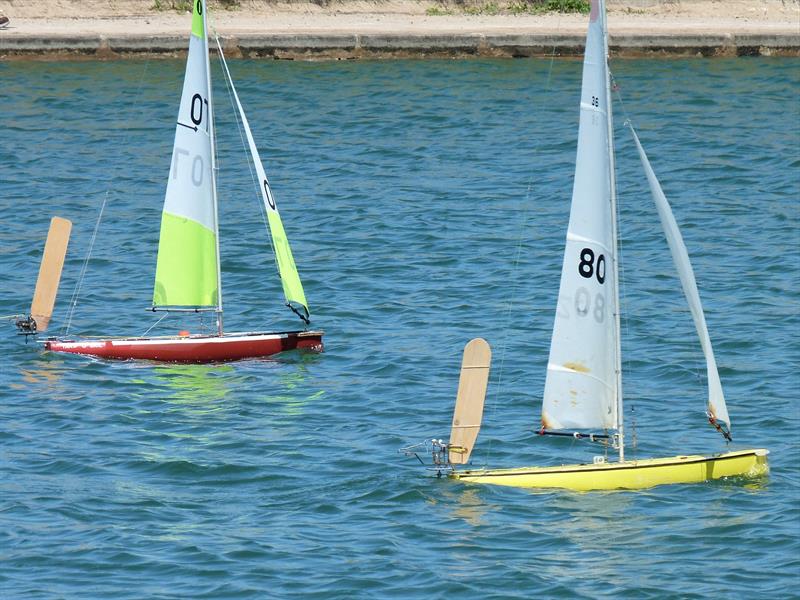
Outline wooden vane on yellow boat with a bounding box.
[448,338,491,465]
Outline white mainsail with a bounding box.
[541,0,618,432]
[629,126,730,428]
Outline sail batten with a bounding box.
[566,232,612,252]
[580,103,608,115]
[628,125,730,428]
[548,363,615,388]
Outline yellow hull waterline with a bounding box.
[452,449,769,491]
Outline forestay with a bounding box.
[541,0,618,432]
[217,43,310,322]
[629,125,730,428]
[153,0,219,308]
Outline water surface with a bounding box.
[1,57,798,598]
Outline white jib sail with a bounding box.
[629,125,730,427]
[541,0,618,432]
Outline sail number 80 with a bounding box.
[578,247,606,284]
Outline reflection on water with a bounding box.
[528,491,644,588]
[436,485,492,528]
[10,343,68,390]
[145,351,324,418]
[151,363,236,410]
[267,353,326,416]
[17,366,63,390]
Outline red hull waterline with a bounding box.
[43,330,323,363]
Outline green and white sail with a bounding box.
[153,0,220,308]
[541,0,619,432]
[217,42,310,322]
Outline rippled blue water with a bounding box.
[1,57,798,598]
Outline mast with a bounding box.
[600,0,624,461]
[201,0,223,335]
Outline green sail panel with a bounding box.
[267,208,308,312]
[191,0,204,37]
[153,213,218,306]
[153,0,219,308]
[217,48,309,321]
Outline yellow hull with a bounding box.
[452,448,769,491]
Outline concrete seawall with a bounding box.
[1,31,798,59]
[2,0,798,60]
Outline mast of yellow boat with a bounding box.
[600,0,625,462]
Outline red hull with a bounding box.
[44,330,323,363]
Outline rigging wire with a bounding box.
[606,63,634,453]
[479,28,565,469]
[481,181,533,468]
[612,74,727,447]
[60,60,153,337]
[140,310,170,336]
[63,193,106,336]
[213,33,282,280]
[610,69,645,452]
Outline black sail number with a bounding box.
[190,93,209,131]
[578,247,606,284]
[596,253,606,284]
[263,180,276,210]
